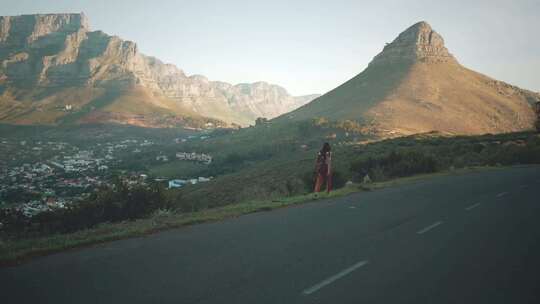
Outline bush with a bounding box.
[1,183,170,236]
[351,150,438,181]
[484,144,540,166]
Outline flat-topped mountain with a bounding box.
[0,13,317,127]
[282,21,540,136]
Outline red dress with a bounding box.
[314,151,332,193]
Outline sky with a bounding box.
[1,0,539,96]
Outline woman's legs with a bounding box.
[315,173,333,193]
[314,173,324,192]
[326,173,333,193]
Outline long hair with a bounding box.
[320,142,331,154]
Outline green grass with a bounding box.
[171,131,540,212]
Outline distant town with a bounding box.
[0,136,213,218]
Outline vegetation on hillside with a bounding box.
[1,120,540,264]
[349,132,540,181]
[0,181,170,237]
[168,130,540,211]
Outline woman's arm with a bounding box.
[327,152,332,176]
[314,152,320,173]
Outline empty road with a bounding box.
[1,166,540,303]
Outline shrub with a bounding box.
[1,183,169,236]
[351,150,438,181]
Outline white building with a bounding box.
[156,155,169,162]
[168,179,187,189]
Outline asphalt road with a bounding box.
[1,166,540,304]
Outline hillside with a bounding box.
[280,21,540,137]
[0,13,318,127]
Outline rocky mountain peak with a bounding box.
[0,13,89,45]
[370,21,456,65]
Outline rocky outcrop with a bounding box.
[0,13,138,88]
[0,13,317,126]
[0,13,89,45]
[370,21,456,65]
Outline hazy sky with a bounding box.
[1,0,539,95]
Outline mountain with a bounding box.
[0,13,318,128]
[280,21,540,137]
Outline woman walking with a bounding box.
[314,142,332,194]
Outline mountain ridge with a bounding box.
[0,13,318,127]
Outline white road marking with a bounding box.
[496,192,509,198]
[417,221,444,235]
[349,206,357,209]
[302,260,369,295]
[465,203,481,211]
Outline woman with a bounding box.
[314,142,332,193]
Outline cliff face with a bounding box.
[222,82,319,121]
[370,21,455,65]
[130,56,319,124]
[0,13,137,87]
[0,13,317,127]
[282,21,540,137]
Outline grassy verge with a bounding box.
[0,165,505,267]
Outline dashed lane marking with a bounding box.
[465,203,481,211]
[417,221,444,235]
[302,260,369,295]
[496,192,509,198]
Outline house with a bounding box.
[176,152,212,164]
[168,179,187,189]
[156,155,169,162]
